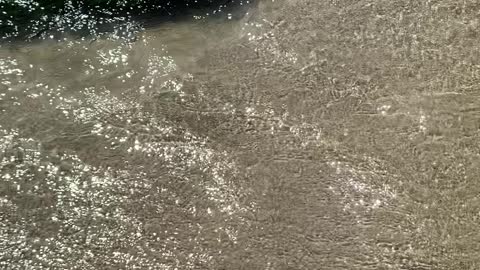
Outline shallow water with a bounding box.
[1,0,480,269]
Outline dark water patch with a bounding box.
[0,0,255,42]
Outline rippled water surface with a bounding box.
[1,0,480,269]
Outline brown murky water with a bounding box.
[1,0,480,269]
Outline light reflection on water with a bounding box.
[2,0,480,269]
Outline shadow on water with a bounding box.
[0,0,257,43]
